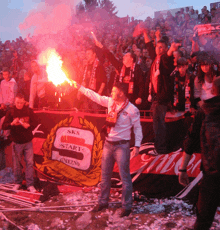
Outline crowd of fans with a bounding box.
[1,5,220,227]
[0,4,220,111]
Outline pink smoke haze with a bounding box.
[19,3,72,37]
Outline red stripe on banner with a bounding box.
[60,136,92,149]
[113,151,201,177]
[33,138,45,156]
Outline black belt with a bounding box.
[106,140,129,145]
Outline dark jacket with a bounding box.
[184,96,220,175]
[146,41,175,105]
[2,105,36,144]
[170,70,195,111]
[97,46,145,104]
[201,96,220,174]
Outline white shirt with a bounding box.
[29,68,48,108]
[0,78,17,106]
[201,80,213,101]
[79,86,143,147]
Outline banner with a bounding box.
[193,23,220,61]
[210,2,220,9]
[193,23,220,36]
[32,110,201,197]
[33,111,105,187]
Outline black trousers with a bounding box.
[194,173,220,230]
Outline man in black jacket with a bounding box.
[77,47,107,111]
[94,40,145,107]
[2,93,37,193]
[179,76,220,230]
[141,29,180,154]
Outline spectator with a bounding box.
[178,76,220,230]
[0,67,18,111]
[194,56,217,105]
[18,70,32,103]
[77,47,107,111]
[142,28,180,154]
[2,93,37,193]
[134,48,142,64]
[210,7,218,23]
[185,7,190,15]
[190,8,199,20]
[173,50,184,67]
[0,3,218,111]
[29,60,48,109]
[140,48,151,80]
[73,81,142,217]
[11,50,23,82]
[171,57,195,112]
[94,39,145,108]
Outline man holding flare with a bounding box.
[72,79,143,217]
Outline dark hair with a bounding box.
[175,50,184,58]
[177,57,188,67]
[2,67,10,73]
[16,93,25,99]
[113,82,128,97]
[197,56,217,84]
[157,39,168,47]
[161,36,169,45]
[191,51,200,58]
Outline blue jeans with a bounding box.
[12,141,34,187]
[98,141,132,210]
[151,101,168,154]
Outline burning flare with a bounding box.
[45,49,72,86]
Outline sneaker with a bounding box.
[148,149,159,156]
[120,208,132,217]
[27,186,36,193]
[13,184,21,191]
[92,204,108,212]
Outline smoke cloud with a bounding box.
[19,2,73,37]
[19,0,81,55]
